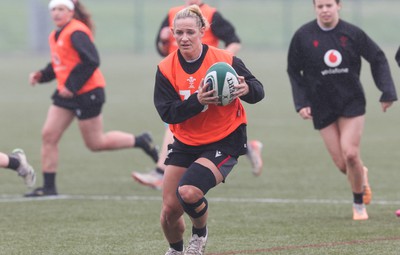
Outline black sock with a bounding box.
[7,156,20,171]
[134,134,146,148]
[353,192,363,204]
[155,167,164,175]
[43,173,56,190]
[169,240,184,252]
[192,225,207,237]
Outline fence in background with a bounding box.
[1,0,399,54]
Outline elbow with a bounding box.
[253,91,265,104]
[160,113,171,124]
[84,57,100,68]
[160,112,181,124]
[90,61,100,69]
[155,105,174,124]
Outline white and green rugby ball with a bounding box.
[204,62,239,106]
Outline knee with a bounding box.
[343,149,359,166]
[41,128,59,145]
[175,163,216,218]
[86,145,102,152]
[84,141,103,152]
[177,185,203,204]
[176,187,208,219]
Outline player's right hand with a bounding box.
[29,71,42,86]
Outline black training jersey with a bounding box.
[287,19,397,112]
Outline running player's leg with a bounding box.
[26,105,74,197]
[132,127,172,189]
[161,165,186,254]
[338,115,368,220]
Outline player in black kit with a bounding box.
[287,0,397,220]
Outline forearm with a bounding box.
[39,63,56,83]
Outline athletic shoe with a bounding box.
[24,187,58,197]
[10,149,36,188]
[185,228,208,255]
[139,132,159,163]
[353,203,368,220]
[363,167,372,205]
[363,185,372,205]
[165,248,184,255]
[131,169,163,190]
[247,140,263,176]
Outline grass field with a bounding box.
[0,47,400,254]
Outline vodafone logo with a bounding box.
[321,49,348,76]
[324,49,342,68]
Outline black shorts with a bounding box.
[312,98,366,130]
[164,126,247,179]
[52,87,105,120]
[165,142,238,179]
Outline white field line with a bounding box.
[1,194,400,205]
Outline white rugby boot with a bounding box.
[131,169,163,190]
[10,149,36,188]
[185,228,208,255]
[165,248,184,255]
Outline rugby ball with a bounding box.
[204,62,239,106]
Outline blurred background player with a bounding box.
[155,5,264,254]
[0,149,36,188]
[26,0,158,197]
[395,45,400,217]
[132,0,263,190]
[287,0,397,220]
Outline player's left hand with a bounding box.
[381,101,393,112]
[233,76,249,97]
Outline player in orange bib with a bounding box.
[26,0,158,197]
[132,0,264,191]
[156,5,264,255]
